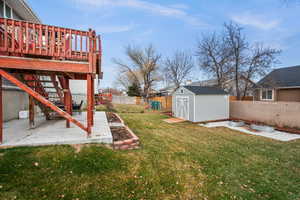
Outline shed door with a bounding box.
[176,97,189,120]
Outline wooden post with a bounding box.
[87,74,93,135]
[64,78,71,128]
[29,96,35,129]
[91,76,94,126]
[0,76,2,144]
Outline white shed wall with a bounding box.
[172,87,195,121]
[194,95,229,122]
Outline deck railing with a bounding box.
[0,18,101,62]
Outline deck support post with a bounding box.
[64,78,71,128]
[87,74,93,136]
[0,76,2,144]
[91,77,94,126]
[29,96,35,129]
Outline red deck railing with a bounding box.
[0,18,101,62]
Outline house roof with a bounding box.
[183,86,228,95]
[6,0,41,23]
[256,65,300,88]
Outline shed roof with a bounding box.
[256,65,300,88]
[183,86,228,95]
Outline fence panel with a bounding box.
[149,96,172,111]
[230,101,300,129]
[112,95,136,104]
[229,96,253,101]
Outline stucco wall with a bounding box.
[195,95,229,122]
[230,101,300,129]
[3,87,29,121]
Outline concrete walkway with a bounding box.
[0,112,112,148]
[199,121,300,142]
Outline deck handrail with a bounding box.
[0,18,101,62]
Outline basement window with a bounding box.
[261,89,273,101]
[0,0,3,17]
[5,3,11,18]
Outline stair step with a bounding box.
[31,86,56,89]
[25,80,52,82]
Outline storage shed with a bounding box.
[172,86,229,122]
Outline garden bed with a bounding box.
[106,112,122,123]
[111,126,140,150]
[106,112,140,150]
[111,127,132,141]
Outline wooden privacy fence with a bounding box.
[229,96,253,101]
[148,96,172,111]
[230,101,300,129]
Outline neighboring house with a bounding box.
[254,66,300,102]
[158,85,177,96]
[172,86,229,122]
[189,76,255,97]
[0,0,41,121]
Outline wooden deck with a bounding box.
[0,17,102,142]
[0,18,101,74]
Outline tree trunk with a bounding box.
[235,64,240,100]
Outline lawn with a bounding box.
[0,105,300,200]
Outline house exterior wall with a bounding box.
[3,87,29,121]
[194,95,229,122]
[0,0,39,121]
[172,87,195,121]
[230,101,300,129]
[276,88,300,102]
[254,88,300,102]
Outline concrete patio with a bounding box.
[0,111,112,148]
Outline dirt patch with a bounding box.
[106,112,121,123]
[111,127,133,142]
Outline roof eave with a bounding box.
[20,0,41,23]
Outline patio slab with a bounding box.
[0,111,112,148]
[199,121,300,142]
[163,118,186,124]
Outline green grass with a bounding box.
[96,104,147,113]
[0,105,300,199]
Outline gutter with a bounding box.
[20,0,41,23]
[255,86,300,90]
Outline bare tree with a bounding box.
[224,22,248,99]
[114,69,141,90]
[113,44,161,100]
[224,22,281,99]
[242,43,281,97]
[163,51,194,89]
[196,32,232,87]
[197,22,281,100]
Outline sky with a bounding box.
[27,0,300,90]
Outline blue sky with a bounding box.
[27,0,300,88]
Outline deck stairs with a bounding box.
[21,74,66,119]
